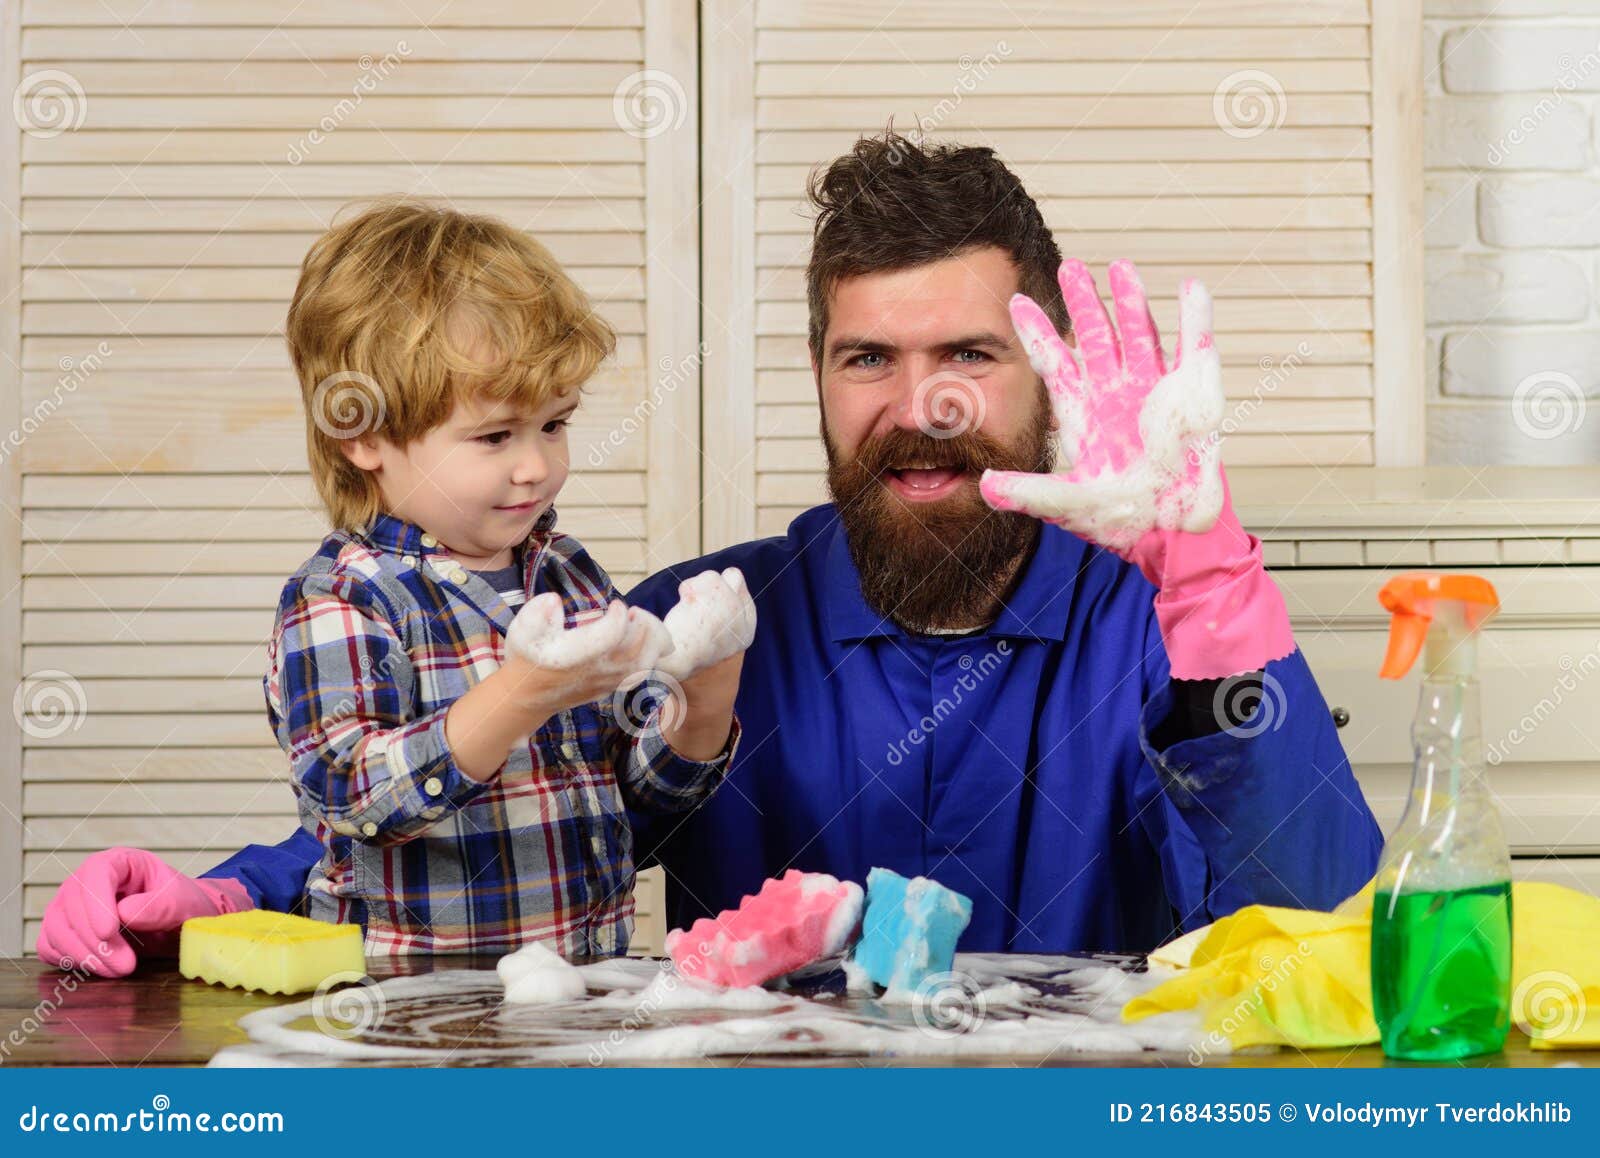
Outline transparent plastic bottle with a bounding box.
[1371,572,1512,1061]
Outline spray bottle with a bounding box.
[1372,572,1512,1060]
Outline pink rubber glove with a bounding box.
[36,847,254,977]
[980,258,1294,680]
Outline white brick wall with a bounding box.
[1425,3,1600,465]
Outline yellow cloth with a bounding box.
[1123,880,1600,1051]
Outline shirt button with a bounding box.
[423,776,443,797]
[360,822,378,837]
[561,741,579,759]
[401,554,416,567]
[420,533,438,548]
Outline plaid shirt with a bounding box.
[263,507,739,959]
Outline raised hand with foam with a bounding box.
[37,847,253,977]
[505,593,673,702]
[656,568,757,682]
[979,259,1294,680]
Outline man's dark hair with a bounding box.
[805,129,1070,369]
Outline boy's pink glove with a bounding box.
[980,258,1294,680]
[36,847,254,977]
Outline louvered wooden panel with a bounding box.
[1,0,701,956]
[702,0,1423,548]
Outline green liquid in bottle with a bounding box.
[1371,881,1513,1060]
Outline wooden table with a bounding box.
[1,955,1592,1068]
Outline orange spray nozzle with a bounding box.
[1378,572,1499,679]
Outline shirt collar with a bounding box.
[823,505,1086,644]
[353,506,558,561]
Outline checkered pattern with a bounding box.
[264,507,739,959]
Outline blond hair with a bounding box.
[286,199,615,531]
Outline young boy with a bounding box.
[265,199,743,959]
[34,201,745,975]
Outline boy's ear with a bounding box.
[337,432,383,473]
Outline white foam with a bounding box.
[208,955,1209,1067]
[596,966,788,1013]
[986,283,1227,554]
[505,594,672,681]
[654,568,757,681]
[821,880,865,955]
[497,940,586,1005]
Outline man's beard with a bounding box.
[824,386,1056,632]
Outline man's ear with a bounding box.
[337,432,383,473]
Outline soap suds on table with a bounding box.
[497,940,586,1005]
[209,953,1207,1067]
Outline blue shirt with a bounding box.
[208,504,1382,952]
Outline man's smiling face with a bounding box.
[815,245,1058,630]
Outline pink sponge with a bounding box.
[665,869,864,988]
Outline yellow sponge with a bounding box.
[179,910,366,995]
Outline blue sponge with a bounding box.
[852,867,974,994]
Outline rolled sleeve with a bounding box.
[610,699,741,815]
[199,827,323,914]
[342,706,491,842]
[1137,647,1383,921]
[267,572,493,845]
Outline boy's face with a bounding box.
[342,389,577,569]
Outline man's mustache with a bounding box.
[847,427,1020,479]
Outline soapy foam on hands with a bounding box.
[654,568,757,681]
[986,267,1227,555]
[504,567,755,686]
[505,594,672,678]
